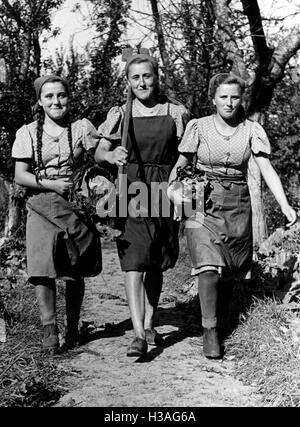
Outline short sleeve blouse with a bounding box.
[178,116,271,175]
[11,118,100,178]
[97,101,189,147]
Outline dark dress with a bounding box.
[116,107,180,272]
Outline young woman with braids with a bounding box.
[168,73,297,359]
[12,75,102,354]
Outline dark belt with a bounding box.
[206,172,247,185]
[128,162,172,183]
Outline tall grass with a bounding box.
[0,279,68,407]
[225,298,300,407]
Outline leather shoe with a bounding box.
[145,328,164,346]
[203,327,221,359]
[127,337,147,357]
[42,324,60,355]
[62,326,81,351]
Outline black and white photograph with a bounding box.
[0,0,299,412]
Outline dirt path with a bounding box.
[54,241,261,407]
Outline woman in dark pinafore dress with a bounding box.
[95,53,189,356]
[168,73,297,359]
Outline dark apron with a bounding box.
[26,192,102,280]
[185,173,253,278]
[116,107,179,272]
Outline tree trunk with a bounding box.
[247,155,268,247]
[247,111,269,247]
[0,181,23,247]
[149,0,175,97]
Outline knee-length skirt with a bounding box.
[26,192,102,281]
[185,180,253,278]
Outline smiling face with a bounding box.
[213,83,243,121]
[127,61,158,105]
[38,81,69,122]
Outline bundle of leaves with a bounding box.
[68,151,123,241]
[224,298,300,407]
[0,279,69,407]
[175,164,206,182]
[171,164,213,215]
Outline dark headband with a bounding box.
[34,74,69,99]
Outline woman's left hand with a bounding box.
[167,182,191,205]
[281,204,297,227]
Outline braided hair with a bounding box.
[35,105,46,183]
[67,118,76,169]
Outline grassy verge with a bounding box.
[0,278,69,407]
[225,298,300,407]
[224,223,300,407]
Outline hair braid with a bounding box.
[67,114,75,169]
[36,106,45,182]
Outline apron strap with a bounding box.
[128,118,147,184]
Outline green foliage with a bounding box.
[79,0,131,125]
[0,0,299,235]
[263,75,300,233]
[148,0,227,117]
[0,0,64,181]
[38,0,130,125]
[266,75,300,181]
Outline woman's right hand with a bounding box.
[281,204,297,227]
[106,146,128,166]
[48,178,73,196]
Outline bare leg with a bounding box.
[143,269,163,330]
[125,271,145,339]
[34,278,56,326]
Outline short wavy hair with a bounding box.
[208,73,246,98]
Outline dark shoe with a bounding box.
[62,325,81,351]
[126,337,147,357]
[145,328,164,346]
[42,324,60,354]
[203,327,221,359]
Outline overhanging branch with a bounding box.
[270,28,300,81]
[211,0,249,79]
[1,0,26,28]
